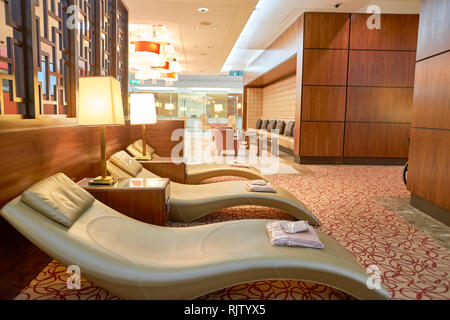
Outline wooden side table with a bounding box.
[78,177,170,226]
[137,157,187,183]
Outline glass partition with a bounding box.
[132,89,243,129]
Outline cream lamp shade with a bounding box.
[78,77,125,126]
[214,104,223,113]
[130,93,157,125]
[237,103,242,109]
[165,103,175,110]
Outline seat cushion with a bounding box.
[21,173,94,227]
[285,121,295,137]
[267,120,277,131]
[261,120,270,130]
[110,151,143,177]
[276,120,286,134]
[255,119,263,129]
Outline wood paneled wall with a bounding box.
[245,88,263,129]
[300,12,349,158]
[244,12,418,162]
[344,14,419,160]
[129,120,185,157]
[262,75,296,121]
[243,21,301,86]
[0,120,184,299]
[407,0,450,216]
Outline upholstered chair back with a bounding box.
[285,121,295,137]
[261,119,270,130]
[276,120,286,134]
[255,119,263,129]
[227,115,237,130]
[213,127,235,153]
[268,120,277,131]
[200,114,209,125]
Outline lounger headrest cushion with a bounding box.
[21,173,94,227]
[126,144,152,159]
[110,151,143,177]
[133,139,155,155]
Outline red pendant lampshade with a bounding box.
[134,41,161,54]
[151,61,170,70]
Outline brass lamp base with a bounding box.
[89,176,115,186]
[134,155,152,161]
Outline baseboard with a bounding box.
[297,157,343,165]
[278,145,294,156]
[266,141,294,156]
[295,157,408,165]
[410,194,450,226]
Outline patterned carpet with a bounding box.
[16,165,450,300]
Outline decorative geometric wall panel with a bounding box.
[0,0,25,117]
[77,0,97,77]
[0,0,128,119]
[116,0,128,114]
[35,0,69,115]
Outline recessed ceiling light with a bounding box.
[198,8,208,12]
[193,26,199,30]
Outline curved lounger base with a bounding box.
[1,199,391,300]
[126,143,266,184]
[106,161,320,226]
[169,181,320,226]
[186,164,266,184]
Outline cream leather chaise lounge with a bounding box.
[108,151,320,225]
[0,173,391,300]
[126,140,265,184]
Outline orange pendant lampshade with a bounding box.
[151,61,170,70]
[134,41,161,54]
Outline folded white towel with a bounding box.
[250,180,267,186]
[246,182,276,193]
[280,221,309,233]
[266,221,324,249]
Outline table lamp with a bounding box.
[130,93,157,160]
[78,76,125,185]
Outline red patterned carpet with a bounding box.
[16,165,450,300]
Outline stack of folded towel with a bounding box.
[266,220,324,249]
[245,180,276,193]
[230,160,250,168]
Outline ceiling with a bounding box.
[223,0,421,72]
[123,0,258,75]
[124,0,421,76]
